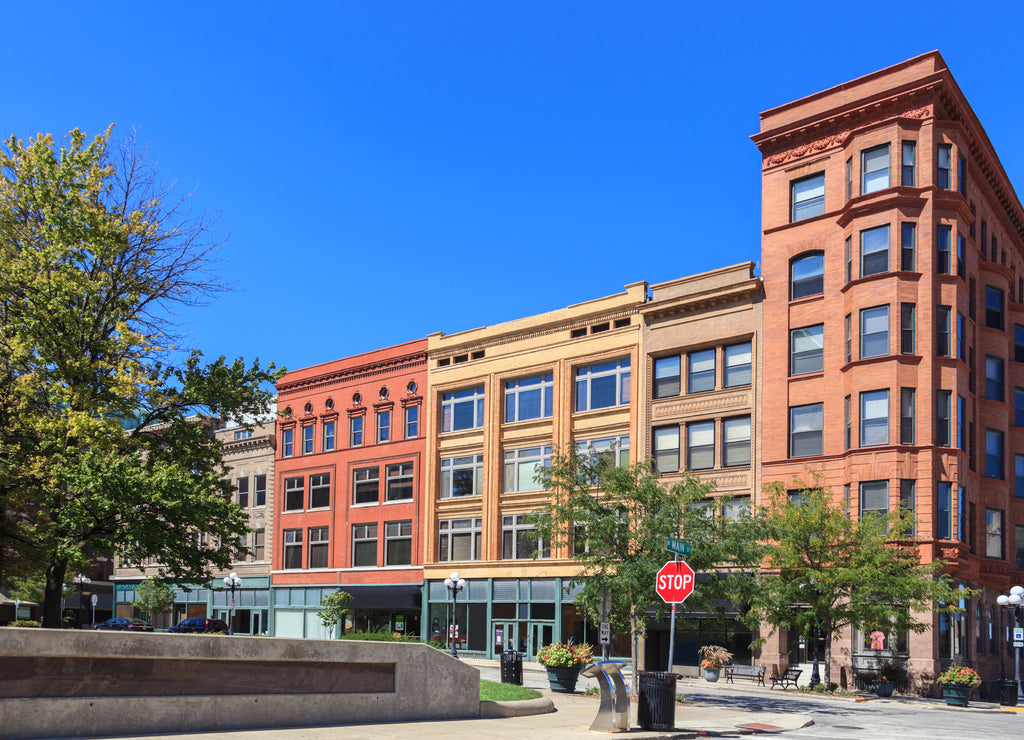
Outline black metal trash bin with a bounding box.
[1000,680,1019,706]
[637,671,677,731]
[501,650,523,685]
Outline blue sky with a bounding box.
[7,2,1024,374]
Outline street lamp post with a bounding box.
[444,571,466,658]
[223,572,243,635]
[73,575,91,629]
[997,585,1024,700]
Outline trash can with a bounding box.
[1000,679,1018,706]
[501,650,523,685]
[637,671,677,731]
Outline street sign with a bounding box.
[1015,641,1023,648]
[665,537,691,556]
[1015,627,1023,642]
[656,560,695,604]
[90,594,98,606]
[599,622,611,645]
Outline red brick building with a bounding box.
[754,52,1024,690]
[271,340,427,638]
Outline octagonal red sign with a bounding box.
[656,560,695,604]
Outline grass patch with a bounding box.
[480,679,543,702]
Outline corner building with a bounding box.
[754,52,1024,689]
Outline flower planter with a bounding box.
[940,683,972,707]
[546,665,581,693]
[703,667,722,682]
[873,680,894,698]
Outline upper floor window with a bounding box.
[985,356,1005,402]
[901,141,916,186]
[386,462,414,501]
[985,286,1004,330]
[404,405,419,438]
[860,389,889,447]
[302,425,314,454]
[440,454,484,498]
[323,420,335,451]
[309,472,331,509]
[352,523,377,567]
[687,420,715,470]
[861,144,890,194]
[791,252,824,300]
[986,429,1004,479]
[790,324,823,375]
[308,526,329,569]
[937,143,952,190]
[236,477,249,508]
[937,225,952,274]
[861,224,889,277]
[350,416,364,447]
[442,387,485,432]
[575,359,630,412]
[986,508,1004,559]
[234,429,252,440]
[577,435,630,469]
[653,356,681,398]
[1016,325,1024,362]
[860,305,889,359]
[254,474,267,507]
[723,416,751,467]
[284,476,304,511]
[724,342,752,387]
[354,466,380,505]
[283,529,302,569]
[790,403,823,458]
[936,306,952,357]
[377,410,391,443]
[385,521,413,566]
[652,426,679,474]
[860,481,889,519]
[688,349,715,393]
[958,154,967,195]
[502,514,550,560]
[504,374,554,422]
[901,223,916,271]
[282,428,294,457]
[503,446,552,493]
[438,517,482,562]
[791,172,825,221]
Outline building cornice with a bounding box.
[277,351,427,396]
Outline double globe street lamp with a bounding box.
[997,585,1024,700]
[223,572,243,635]
[444,571,466,658]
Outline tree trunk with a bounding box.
[42,558,67,628]
[823,625,832,689]
[630,603,639,695]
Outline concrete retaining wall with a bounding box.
[0,627,480,739]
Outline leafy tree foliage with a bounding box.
[318,590,354,635]
[0,127,281,627]
[133,579,175,624]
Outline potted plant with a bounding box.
[697,645,733,682]
[536,641,594,693]
[873,665,896,698]
[936,665,981,707]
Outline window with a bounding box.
[791,172,825,221]
[688,349,715,393]
[653,425,680,473]
[901,141,916,186]
[986,429,1004,479]
[860,480,889,519]
[937,143,952,189]
[309,472,331,509]
[845,237,852,283]
[350,416,364,447]
[354,466,380,504]
[308,526,329,569]
[252,529,265,562]
[504,374,554,421]
[302,425,314,454]
[503,446,551,492]
[899,480,916,536]
[861,390,889,447]
[377,410,390,443]
[845,157,852,201]
[936,306,951,357]
[352,524,377,567]
[283,529,302,569]
[900,303,915,354]
[724,342,752,386]
[937,482,952,540]
[957,313,965,360]
[985,356,1005,401]
[791,252,824,299]
[284,476,304,511]
[234,429,252,440]
[986,508,1005,559]
[1017,454,1024,498]
[1016,388,1024,427]
[438,518,482,562]
[986,286,1004,330]
[957,234,966,278]
[845,314,851,363]
[282,428,294,457]
[790,403,823,457]
[502,514,549,559]
[323,420,335,451]
[575,359,630,411]
[687,420,715,470]
[937,225,952,274]
[385,521,412,566]
[898,388,914,445]
[861,144,890,194]
[861,225,889,276]
[254,474,266,507]
[845,395,851,449]
[790,325,823,375]
[1016,325,1024,362]
[958,153,967,195]
[236,477,249,508]
[958,396,966,451]
[385,462,414,501]
[442,386,485,431]
[440,454,484,498]
[404,405,419,438]
[653,356,681,398]
[577,435,630,468]
[723,416,751,467]
[901,223,916,271]
[936,390,951,447]
[860,305,889,358]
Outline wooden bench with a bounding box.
[769,666,802,690]
[725,664,765,686]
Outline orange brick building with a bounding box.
[754,52,1024,689]
[271,340,427,638]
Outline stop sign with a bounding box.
[656,560,695,604]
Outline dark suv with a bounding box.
[168,617,229,634]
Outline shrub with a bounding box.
[697,644,733,669]
[536,642,594,668]
[937,666,981,688]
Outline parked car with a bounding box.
[168,617,229,634]
[94,617,153,632]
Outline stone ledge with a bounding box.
[479,697,555,718]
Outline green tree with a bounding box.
[133,579,175,625]
[317,590,354,635]
[0,127,281,627]
[745,480,966,688]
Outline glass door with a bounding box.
[493,621,517,654]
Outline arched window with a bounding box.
[790,252,824,300]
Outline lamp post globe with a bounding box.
[223,572,242,635]
[998,585,1024,701]
[445,571,466,658]
[73,575,91,629]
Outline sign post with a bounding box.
[657,558,696,677]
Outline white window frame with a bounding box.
[442,386,485,432]
[576,435,630,468]
[385,520,413,566]
[860,389,890,447]
[309,472,331,509]
[282,529,302,570]
[504,374,554,422]
[352,523,378,567]
[501,514,549,560]
[723,416,751,467]
[308,526,329,569]
[353,466,380,505]
[385,462,414,501]
[438,517,482,562]
[503,445,551,493]
[575,359,630,412]
[440,454,484,498]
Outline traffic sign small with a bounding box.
[1015,627,1023,642]
[665,537,691,556]
[599,622,611,645]
[656,560,695,604]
